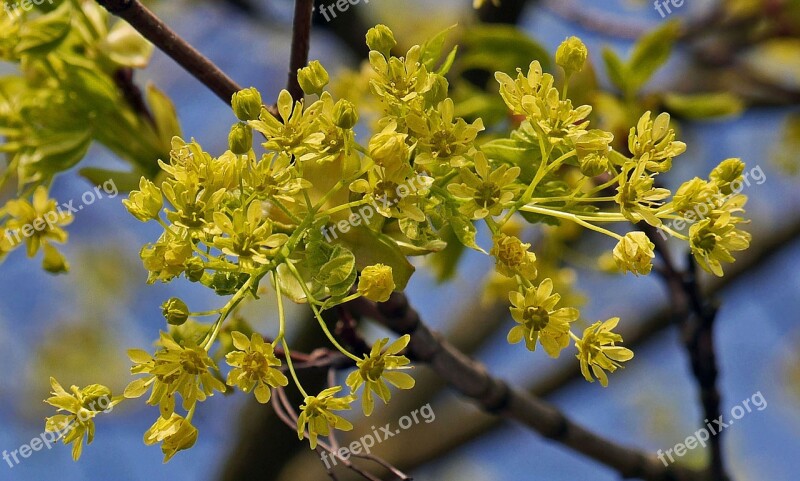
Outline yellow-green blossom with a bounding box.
[44,378,121,461]
[615,161,671,226]
[490,234,537,279]
[124,177,163,222]
[628,111,686,173]
[575,318,633,387]
[612,232,655,276]
[508,278,579,357]
[346,335,415,415]
[297,386,355,449]
[689,214,750,277]
[4,186,72,271]
[226,331,288,403]
[124,332,226,418]
[447,153,520,219]
[143,413,198,462]
[555,36,588,76]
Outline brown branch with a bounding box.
[287,0,315,102]
[346,294,703,481]
[642,225,729,481]
[94,0,279,116]
[113,68,155,126]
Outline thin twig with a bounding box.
[94,0,279,116]
[287,0,315,101]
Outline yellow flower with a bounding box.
[4,186,72,271]
[44,378,120,461]
[124,332,226,418]
[346,336,415,415]
[358,264,396,302]
[123,177,163,222]
[490,234,537,280]
[612,232,655,276]
[508,278,579,357]
[297,386,355,449]
[447,152,520,220]
[628,111,686,173]
[225,331,288,403]
[575,318,633,387]
[615,161,671,226]
[689,215,750,277]
[143,413,198,462]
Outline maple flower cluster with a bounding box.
[43,25,751,460]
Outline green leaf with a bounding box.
[14,2,71,56]
[427,225,465,282]
[627,21,680,91]
[601,47,629,95]
[146,84,182,151]
[420,24,458,71]
[460,25,551,79]
[78,167,145,192]
[662,92,745,120]
[740,38,800,91]
[103,21,154,69]
[18,130,92,184]
[480,138,540,180]
[337,226,415,290]
[448,212,485,253]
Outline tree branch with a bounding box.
[643,225,729,481]
[287,0,315,101]
[94,0,278,116]
[345,294,703,481]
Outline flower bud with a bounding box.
[490,234,537,279]
[184,257,205,283]
[573,130,613,177]
[366,25,396,56]
[555,36,588,76]
[368,126,409,170]
[162,298,190,326]
[228,122,253,155]
[333,99,359,129]
[297,60,329,96]
[612,232,655,276]
[710,158,745,195]
[358,264,395,302]
[231,87,262,121]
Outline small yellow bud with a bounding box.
[231,87,262,121]
[358,264,396,302]
[333,99,359,129]
[366,25,396,56]
[555,36,588,76]
[162,297,190,326]
[228,122,253,155]
[297,60,329,96]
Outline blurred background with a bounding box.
[1,0,799,479]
